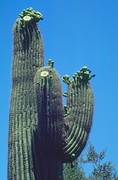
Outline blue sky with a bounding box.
[1,0,118,179]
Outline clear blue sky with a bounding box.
[1,0,118,179]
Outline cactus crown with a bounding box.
[17,7,43,27]
[77,66,95,81]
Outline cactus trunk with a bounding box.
[8,13,44,179]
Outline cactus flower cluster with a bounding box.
[8,7,95,180]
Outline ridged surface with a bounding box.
[62,74,94,162]
[33,66,64,179]
[8,18,44,180]
[34,66,64,153]
[8,8,95,180]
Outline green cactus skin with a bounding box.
[34,65,64,153]
[62,68,94,162]
[8,8,95,180]
[8,8,44,180]
[33,63,64,179]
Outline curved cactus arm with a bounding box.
[62,67,95,163]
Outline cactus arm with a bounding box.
[62,67,94,162]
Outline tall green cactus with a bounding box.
[8,8,95,180]
[8,8,44,180]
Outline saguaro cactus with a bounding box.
[8,8,95,180]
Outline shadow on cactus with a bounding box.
[8,7,95,180]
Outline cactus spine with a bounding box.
[8,8,95,180]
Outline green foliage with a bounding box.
[84,143,118,180]
[63,143,118,180]
[63,159,87,180]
